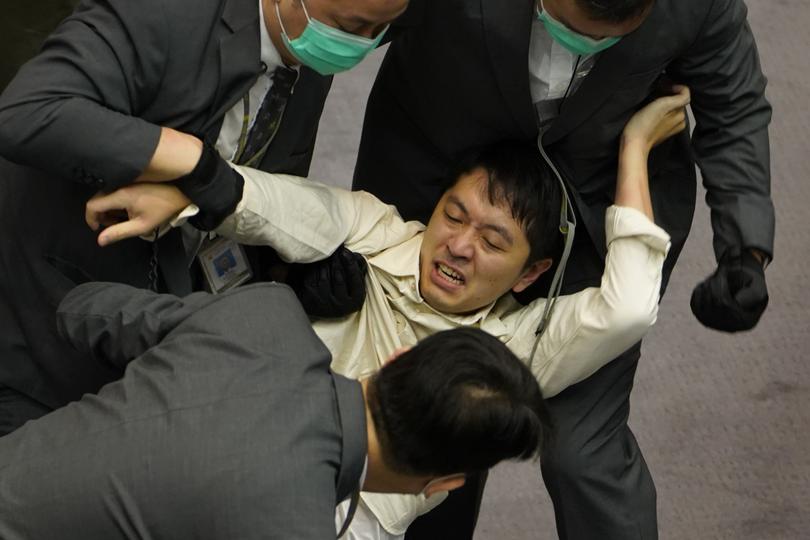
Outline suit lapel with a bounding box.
[332,375,368,502]
[480,0,536,139]
[203,0,263,134]
[541,18,651,145]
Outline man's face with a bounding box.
[539,0,650,39]
[419,169,550,315]
[266,0,408,65]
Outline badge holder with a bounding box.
[197,235,253,294]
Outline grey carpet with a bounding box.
[309,1,810,538]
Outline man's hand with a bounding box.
[287,246,369,318]
[621,85,690,153]
[690,250,769,332]
[86,184,191,247]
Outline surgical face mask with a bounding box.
[536,0,621,55]
[275,0,387,75]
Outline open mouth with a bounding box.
[436,262,465,285]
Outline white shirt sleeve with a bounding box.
[506,205,671,397]
[210,164,422,263]
[335,498,404,540]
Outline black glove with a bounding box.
[690,250,769,332]
[287,246,368,318]
[173,141,245,231]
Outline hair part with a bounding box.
[446,141,563,265]
[575,0,654,23]
[367,328,553,477]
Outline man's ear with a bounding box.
[424,474,467,498]
[512,258,552,294]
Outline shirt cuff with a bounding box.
[606,205,671,254]
[138,204,200,241]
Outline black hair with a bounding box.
[575,0,653,23]
[447,141,563,265]
[367,327,553,476]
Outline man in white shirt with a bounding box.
[88,89,689,538]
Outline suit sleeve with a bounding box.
[668,0,774,260]
[215,165,423,261]
[56,282,216,370]
[506,206,671,398]
[0,0,165,188]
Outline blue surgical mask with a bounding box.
[536,1,621,56]
[275,0,387,75]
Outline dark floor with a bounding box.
[309,1,810,538]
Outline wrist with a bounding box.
[619,134,652,158]
[138,128,204,182]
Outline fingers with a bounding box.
[86,190,128,231]
[97,217,153,247]
[654,86,691,115]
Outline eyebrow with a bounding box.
[446,196,515,245]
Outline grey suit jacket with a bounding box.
[0,282,367,539]
[355,0,773,294]
[0,0,331,408]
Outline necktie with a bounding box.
[236,66,298,167]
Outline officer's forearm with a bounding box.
[135,127,204,183]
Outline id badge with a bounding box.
[197,236,253,294]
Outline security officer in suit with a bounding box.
[353,0,773,538]
[0,280,551,540]
[0,0,404,434]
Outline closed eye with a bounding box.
[444,211,462,224]
[483,237,504,251]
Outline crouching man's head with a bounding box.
[361,327,552,496]
[419,142,563,314]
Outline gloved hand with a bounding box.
[287,246,368,318]
[690,250,769,332]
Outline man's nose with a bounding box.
[447,229,475,260]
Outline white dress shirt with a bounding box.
[528,15,597,128]
[215,0,293,160]
[212,166,671,536]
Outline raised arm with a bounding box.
[508,90,688,397]
[56,282,216,370]
[0,0,167,187]
[0,1,236,225]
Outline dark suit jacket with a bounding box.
[0,0,331,407]
[0,282,367,540]
[354,0,774,295]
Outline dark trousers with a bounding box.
[406,343,656,540]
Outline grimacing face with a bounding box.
[539,0,650,39]
[419,169,551,315]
